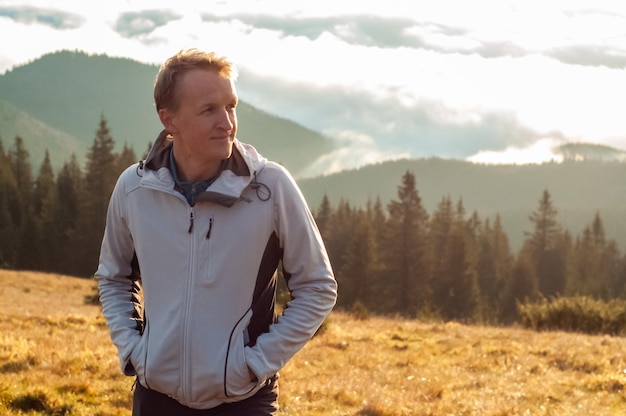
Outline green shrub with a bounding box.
[518,296,626,336]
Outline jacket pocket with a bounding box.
[224,309,258,397]
[129,323,150,387]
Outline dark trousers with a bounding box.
[132,377,279,416]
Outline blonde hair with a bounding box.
[154,48,237,112]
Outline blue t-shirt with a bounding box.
[169,149,224,206]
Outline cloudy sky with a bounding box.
[1,0,625,172]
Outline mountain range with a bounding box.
[1,50,625,251]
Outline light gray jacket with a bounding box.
[95,132,337,409]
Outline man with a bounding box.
[95,48,337,415]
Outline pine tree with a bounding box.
[571,225,601,296]
[572,213,622,299]
[440,217,481,321]
[327,199,355,309]
[526,190,566,297]
[604,241,624,298]
[475,215,514,322]
[9,136,34,269]
[430,196,454,315]
[315,194,333,238]
[70,115,118,276]
[527,190,560,254]
[0,136,18,266]
[8,136,32,227]
[491,215,514,285]
[116,142,137,175]
[86,115,118,228]
[324,198,354,282]
[591,213,606,247]
[383,171,430,316]
[32,151,57,270]
[338,209,379,311]
[501,253,538,323]
[591,214,622,299]
[369,197,386,245]
[55,154,84,275]
[364,197,387,312]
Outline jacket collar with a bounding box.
[141,130,267,207]
[144,130,251,177]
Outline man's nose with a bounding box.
[217,108,234,130]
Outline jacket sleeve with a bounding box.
[245,165,338,381]
[94,167,143,376]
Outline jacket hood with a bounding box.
[141,130,267,207]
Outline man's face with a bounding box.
[160,68,238,177]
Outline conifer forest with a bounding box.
[1,117,625,325]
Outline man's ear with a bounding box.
[158,109,177,133]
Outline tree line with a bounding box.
[1,117,624,323]
[0,116,139,277]
[315,167,626,323]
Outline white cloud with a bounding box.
[298,130,410,177]
[1,0,626,165]
[466,138,565,165]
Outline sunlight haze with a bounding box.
[1,0,625,171]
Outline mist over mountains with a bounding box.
[1,50,625,251]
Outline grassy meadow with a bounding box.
[1,270,626,415]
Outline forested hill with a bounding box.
[0,50,334,176]
[298,157,626,251]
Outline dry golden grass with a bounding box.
[0,270,129,416]
[1,270,626,415]
[287,315,626,415]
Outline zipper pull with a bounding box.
[206,216,213,239]
[188,208,194,233]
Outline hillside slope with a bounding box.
[0,50,334,176]
[0,98,83,171]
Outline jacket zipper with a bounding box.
[182,208,213,401]
[188,207,195,233]
[206,215,214,239]
[182,206,195,402]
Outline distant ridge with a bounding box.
[555,142,626,162]
[298,157,626,251]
